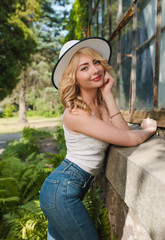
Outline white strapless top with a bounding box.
[63,121,109,176]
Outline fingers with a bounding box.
[103,72,114,86]
[141,118,157,131]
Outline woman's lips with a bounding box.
[91,74,102,82]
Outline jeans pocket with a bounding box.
[40,179,60,210]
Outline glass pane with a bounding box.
[119,20,132,110]
[158,30,165,109]
[120,58,131,110]
[162,0,165,28]
[110,39,117,72]
[121,20,132,61]
[136,40,155,109]
[122,0,132,14]
[137,0,157,47]
[110,38,118,98]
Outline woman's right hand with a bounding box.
[141,118,157,134]
[100,71,115,95]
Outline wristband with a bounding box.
[109,111,121,119]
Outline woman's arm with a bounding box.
[63,109,157,147]
[100,72,130,130]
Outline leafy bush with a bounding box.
[0,126,113,239]
[0,127,53,239]
[83,188,111,240]
[2,104,15,118]
[2,140,39,161]
[22,127,51,144]
[3,200,48,240]
[26,110,57,118]
[54,125,66,154]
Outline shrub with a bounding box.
[0,126,113,239]
[2,104,15,118]
[83,188,111,240]
[22,127,51,144]
[0,127,53,239]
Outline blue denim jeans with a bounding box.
[39,159,99,240]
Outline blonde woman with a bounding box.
[40,37,157,240]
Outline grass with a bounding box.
[0,116,61,134]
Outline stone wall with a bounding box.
[96,135,165,240]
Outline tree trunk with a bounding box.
[19,74,28,123]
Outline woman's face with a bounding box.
[76,53,105,90]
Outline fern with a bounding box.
[54,125,66,154]
[22,127,52,144]
[4,200,48,240]
[83,188,111,240]
[0,128,54,239]
[1,140,39,161]
[46,152,66,169]
[0,126,113,239]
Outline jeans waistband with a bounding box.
[61,158,94,182]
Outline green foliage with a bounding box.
[54,125,66,154]
[2,104,15,118]
[22,127,51,144]
[3,200,48,239]
[83,188,111,240]
[0,0,43,100]
[0,126,113,239]
[64,0,89,41]
[0,127,53,239]
[2,140,38,161]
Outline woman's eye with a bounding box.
[81,66,88,71]
[94,60,100,65]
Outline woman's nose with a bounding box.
[92,64,99,74]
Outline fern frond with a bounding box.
[83,188,111,240]
[0,196,20,204]
[4,201,48,240]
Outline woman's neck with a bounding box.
[80,89,98,108]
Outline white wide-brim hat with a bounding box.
[51,37,112,89]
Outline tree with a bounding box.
[18,71,28,123]
[0,0,42,101]
[64,0,89,41]
[0,0,71,122]
[18,0,70,122]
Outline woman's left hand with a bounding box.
[100,71,115,95]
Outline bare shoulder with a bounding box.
[63,108,91,132]
[62,107,136,147]
[63,108,90,119]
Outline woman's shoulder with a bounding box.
[63,107,90,125]
[64,107,90,118]
[63,107,91,133]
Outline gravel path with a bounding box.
[0,132,22,154]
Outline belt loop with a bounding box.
[62,162,73,173]
[86,175,95,186]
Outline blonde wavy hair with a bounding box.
[59,47,111,112]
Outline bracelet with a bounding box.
[109,111,121,119]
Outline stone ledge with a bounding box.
[105,135,165,240]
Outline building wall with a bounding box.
[88,1,165,238]
[95,135,165,239]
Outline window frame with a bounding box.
[88,0,165,127]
